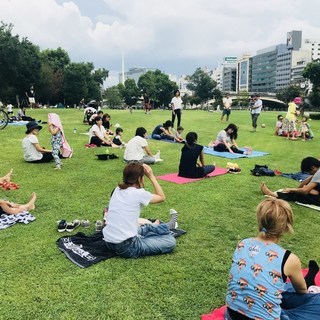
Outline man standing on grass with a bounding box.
[250,94,262,132]
[221,93,232,122]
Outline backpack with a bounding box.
[251,164,275,177]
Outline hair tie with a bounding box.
[261,227,267,233]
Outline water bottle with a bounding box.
[73,128,77,134]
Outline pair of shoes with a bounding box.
[81,219,90,228]
[57,219,80,232]
[95,220,104,232]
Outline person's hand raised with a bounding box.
[143,164,154,178]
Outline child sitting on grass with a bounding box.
[174,126,185,143]
[225,198,320,320]
[112,127,126,147]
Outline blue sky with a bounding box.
[1,0,320,86]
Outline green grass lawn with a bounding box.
[0,108,319,320]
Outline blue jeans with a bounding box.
[152,133,174,140]
[105,224,176,258]
[280,282,320,320]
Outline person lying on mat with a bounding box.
[0,192,37,215]
[124,127,163,164]
[151,120,175,140]
[178,132,215,178]
[209,123,252,155]
[261,156,320,206]
[225,198,320,320]
[102,163,177,258]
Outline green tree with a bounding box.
[237,90,250,107]
[119,78,140,106]
[103,86,123,109]
[63,63,108,105]
[41,47,70,72]
[276,85,302,103]
[0,22,41,103]
[138,70,177,108]
[186,68,217,104]
[303,61,320,108]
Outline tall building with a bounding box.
[251,44,287,93]
[286,30,302,50]
[237,54,252,92]
[276,49,312,90]
[301,38,320,60]
[118,67,156,84]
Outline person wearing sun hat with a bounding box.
[22,121,54,163]
[284,96,301,140]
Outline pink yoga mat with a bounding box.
[157,167,228,184]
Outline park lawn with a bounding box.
[0,108,319,320]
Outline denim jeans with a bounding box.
[152,133,174,141]
[105,224,176,259]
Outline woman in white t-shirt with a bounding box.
[102,163,177,258]
[211,123,252,155]
[22,121,54,163]
[171,89,183,128]
[88,116,118,147]
[124,127,163,164]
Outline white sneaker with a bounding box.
[155,158,164,163]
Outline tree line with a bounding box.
[0,22,108,106]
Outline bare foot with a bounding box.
[261,182,278,198]
[2,168,13,182]
[25,192,37,211]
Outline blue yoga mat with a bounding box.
[146,135,176,143]
[203,146,269,159]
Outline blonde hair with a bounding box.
[256,198,293,240]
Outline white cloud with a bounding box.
[1,0,320,84]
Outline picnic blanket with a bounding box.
[203,146,269,159]
[281,172,311,182]
[201,268,320,320]
[157,167,228,184]
[0,211,35,230]
[57,227,187,268]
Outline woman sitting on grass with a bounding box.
[178,132,215,178]
[0,192,37,215]
[124,127,163,164]
[151,120,175,140]
[225,198,320,320]
[209,124,252,155]
[22,121,54,163]
[102,163,177,258]
[88,116,118,147]
[261,156,320,206]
